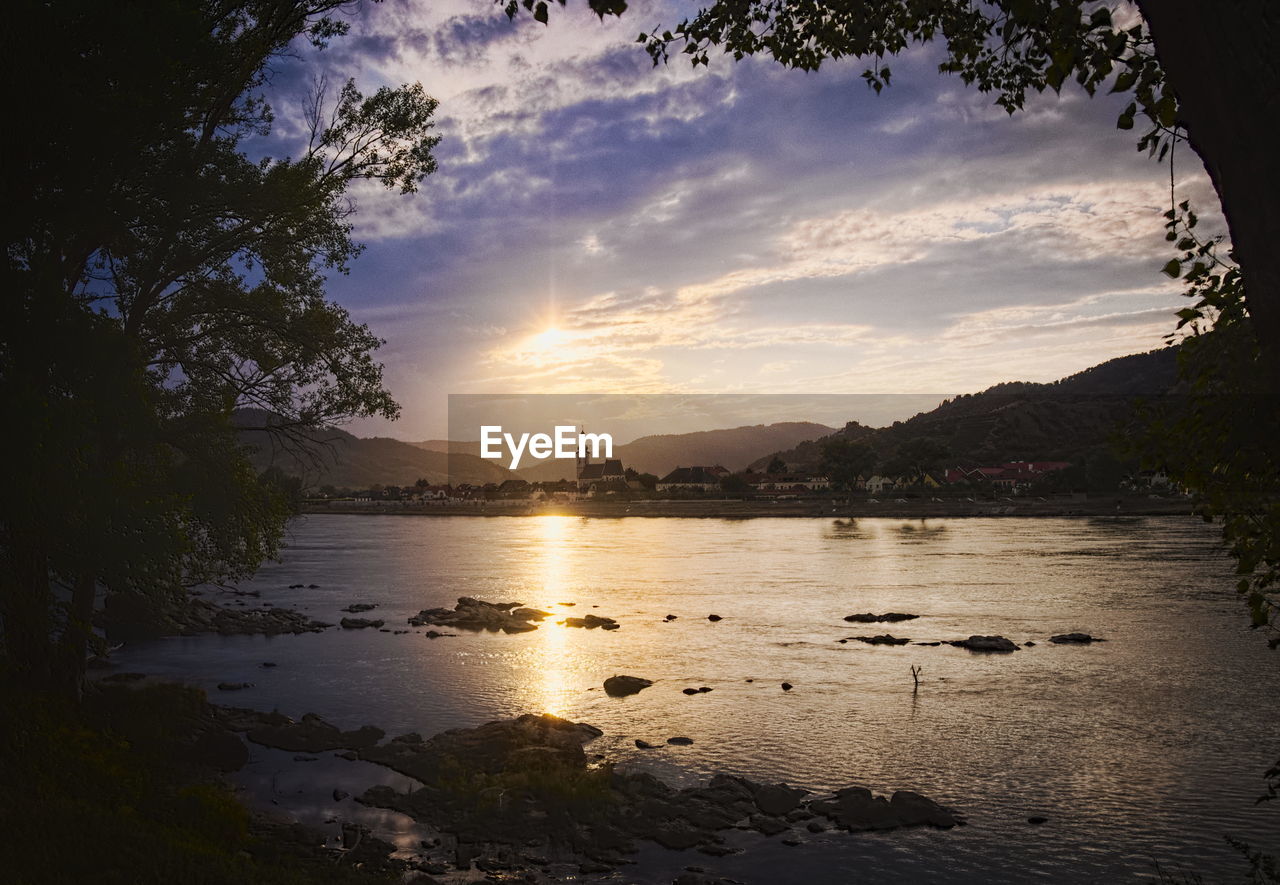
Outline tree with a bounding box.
[720,474,751,499]
[1,0,439,694]
[884,438,949,488]
[767,455,788,474]
[820,437,877,492]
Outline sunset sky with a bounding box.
[257,0,1217,439]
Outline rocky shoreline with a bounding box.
[99,593,332,640]
[205,705,963,883]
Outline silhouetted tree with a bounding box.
[820,438,877,492]
[1,0,439,695]
[884,438,949,488]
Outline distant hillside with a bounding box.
[237,413,512,489]
[513,421,836,482]
[410,439,474,455]
[750,348,1179,472]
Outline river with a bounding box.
[112,514,1280,882]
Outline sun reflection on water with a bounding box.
[529,515,575,717]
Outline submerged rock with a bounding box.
[284,712,964,880]
[101,594,331,640]
[844,612,919,623]
[848,634,911,646]
[604,675,653,697]
[408,597,549,633]
[357,713,602,783]
[948,635,1019,652]
[342,603,378,613]
[561,614,619,630]
[242,712,385,753]
[216,681,253,691]
[1049,633,1104,644]
[340,617,384,629]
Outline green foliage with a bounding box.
[1128,200,1280,648]
[884,437,949,487]
[820,437,877,491]
[720,473,751,498]
[505,0,1178,163]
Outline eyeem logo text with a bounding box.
[479,425,613,470]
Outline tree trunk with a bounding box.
[54,572,97,702]
[0,542,54,686]
[1138,0,1280,371]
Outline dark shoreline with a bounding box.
[301,496,1195,520]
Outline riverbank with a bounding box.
[0,679,400,885]
[303,495,1194,519]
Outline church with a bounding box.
[576,450,626,492]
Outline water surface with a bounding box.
[114,515,1280,882]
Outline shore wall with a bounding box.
[301,496,1195,519]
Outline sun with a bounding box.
[531,326,564,349]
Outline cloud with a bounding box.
[260,6,1223,438]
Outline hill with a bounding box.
[511,421,836,482]
[749,347,1179,472]
[236,413,512,489]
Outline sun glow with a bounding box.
[531,515,576,717]
[532,325,564,349]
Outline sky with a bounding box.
[256,0,1218,440]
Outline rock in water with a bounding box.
[667,736,694,746]
[343,713,964,876]
[844,612,919,623]
[243,713,385,752]
[707,614,723,622]
[340,617,384,629]
[603,675,653,697]
[561,614,620,630]
[781,682,793,691]
[751,782,807,815]
[1049,633,1104,644]
[848,634,911,646]
[408,597,548,633]
[342,603,378,613]
[948,635,1018,652]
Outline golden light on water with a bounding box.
[530,515,575,717]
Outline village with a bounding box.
[315,451,1178,508]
